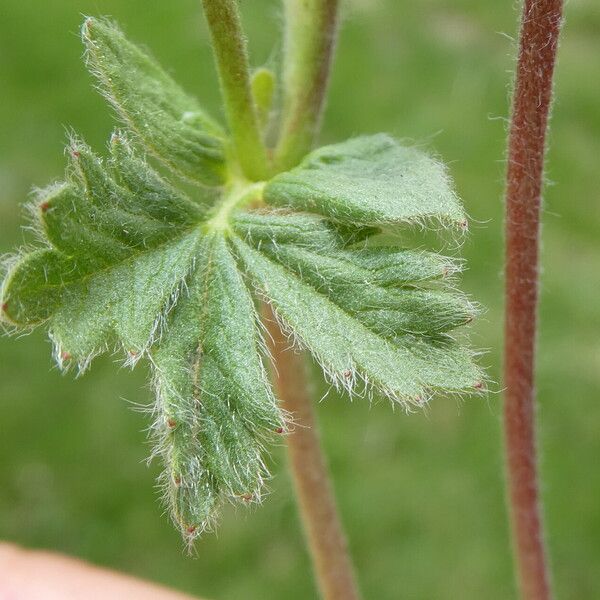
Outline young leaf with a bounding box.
[251,67,275,130]
[264,134,467,227]
[82,17,227,186]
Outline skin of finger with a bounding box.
[0,543,203,600]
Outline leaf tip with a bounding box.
[81,15,94,33]
[65,134,86,163]
[80,16,105,50]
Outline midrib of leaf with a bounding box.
[192,236,216,396]
[180,254,211,531]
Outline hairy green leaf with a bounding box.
[264,134,467,227]
[1,16,484,542]
[1,137,285,539]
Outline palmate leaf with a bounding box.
[1,17,483,541]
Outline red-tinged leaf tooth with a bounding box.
[167,418,177,429]
[61,351,72,361]
[275,427,284,434]
[413,396,428,408]
[240,493,253,502]
[40,202,51,213]
[1,302,8,313]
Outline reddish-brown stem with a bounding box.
[504,1,563,599]
[264,307,361,600]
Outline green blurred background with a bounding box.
[1,1,598,598]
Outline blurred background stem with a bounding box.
[264,306,361,600]
[503,1,564,598]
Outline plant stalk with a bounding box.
[201,0,270,180]
[504,1,563,599]
[264,306,361,600]
[275,0,339,170]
